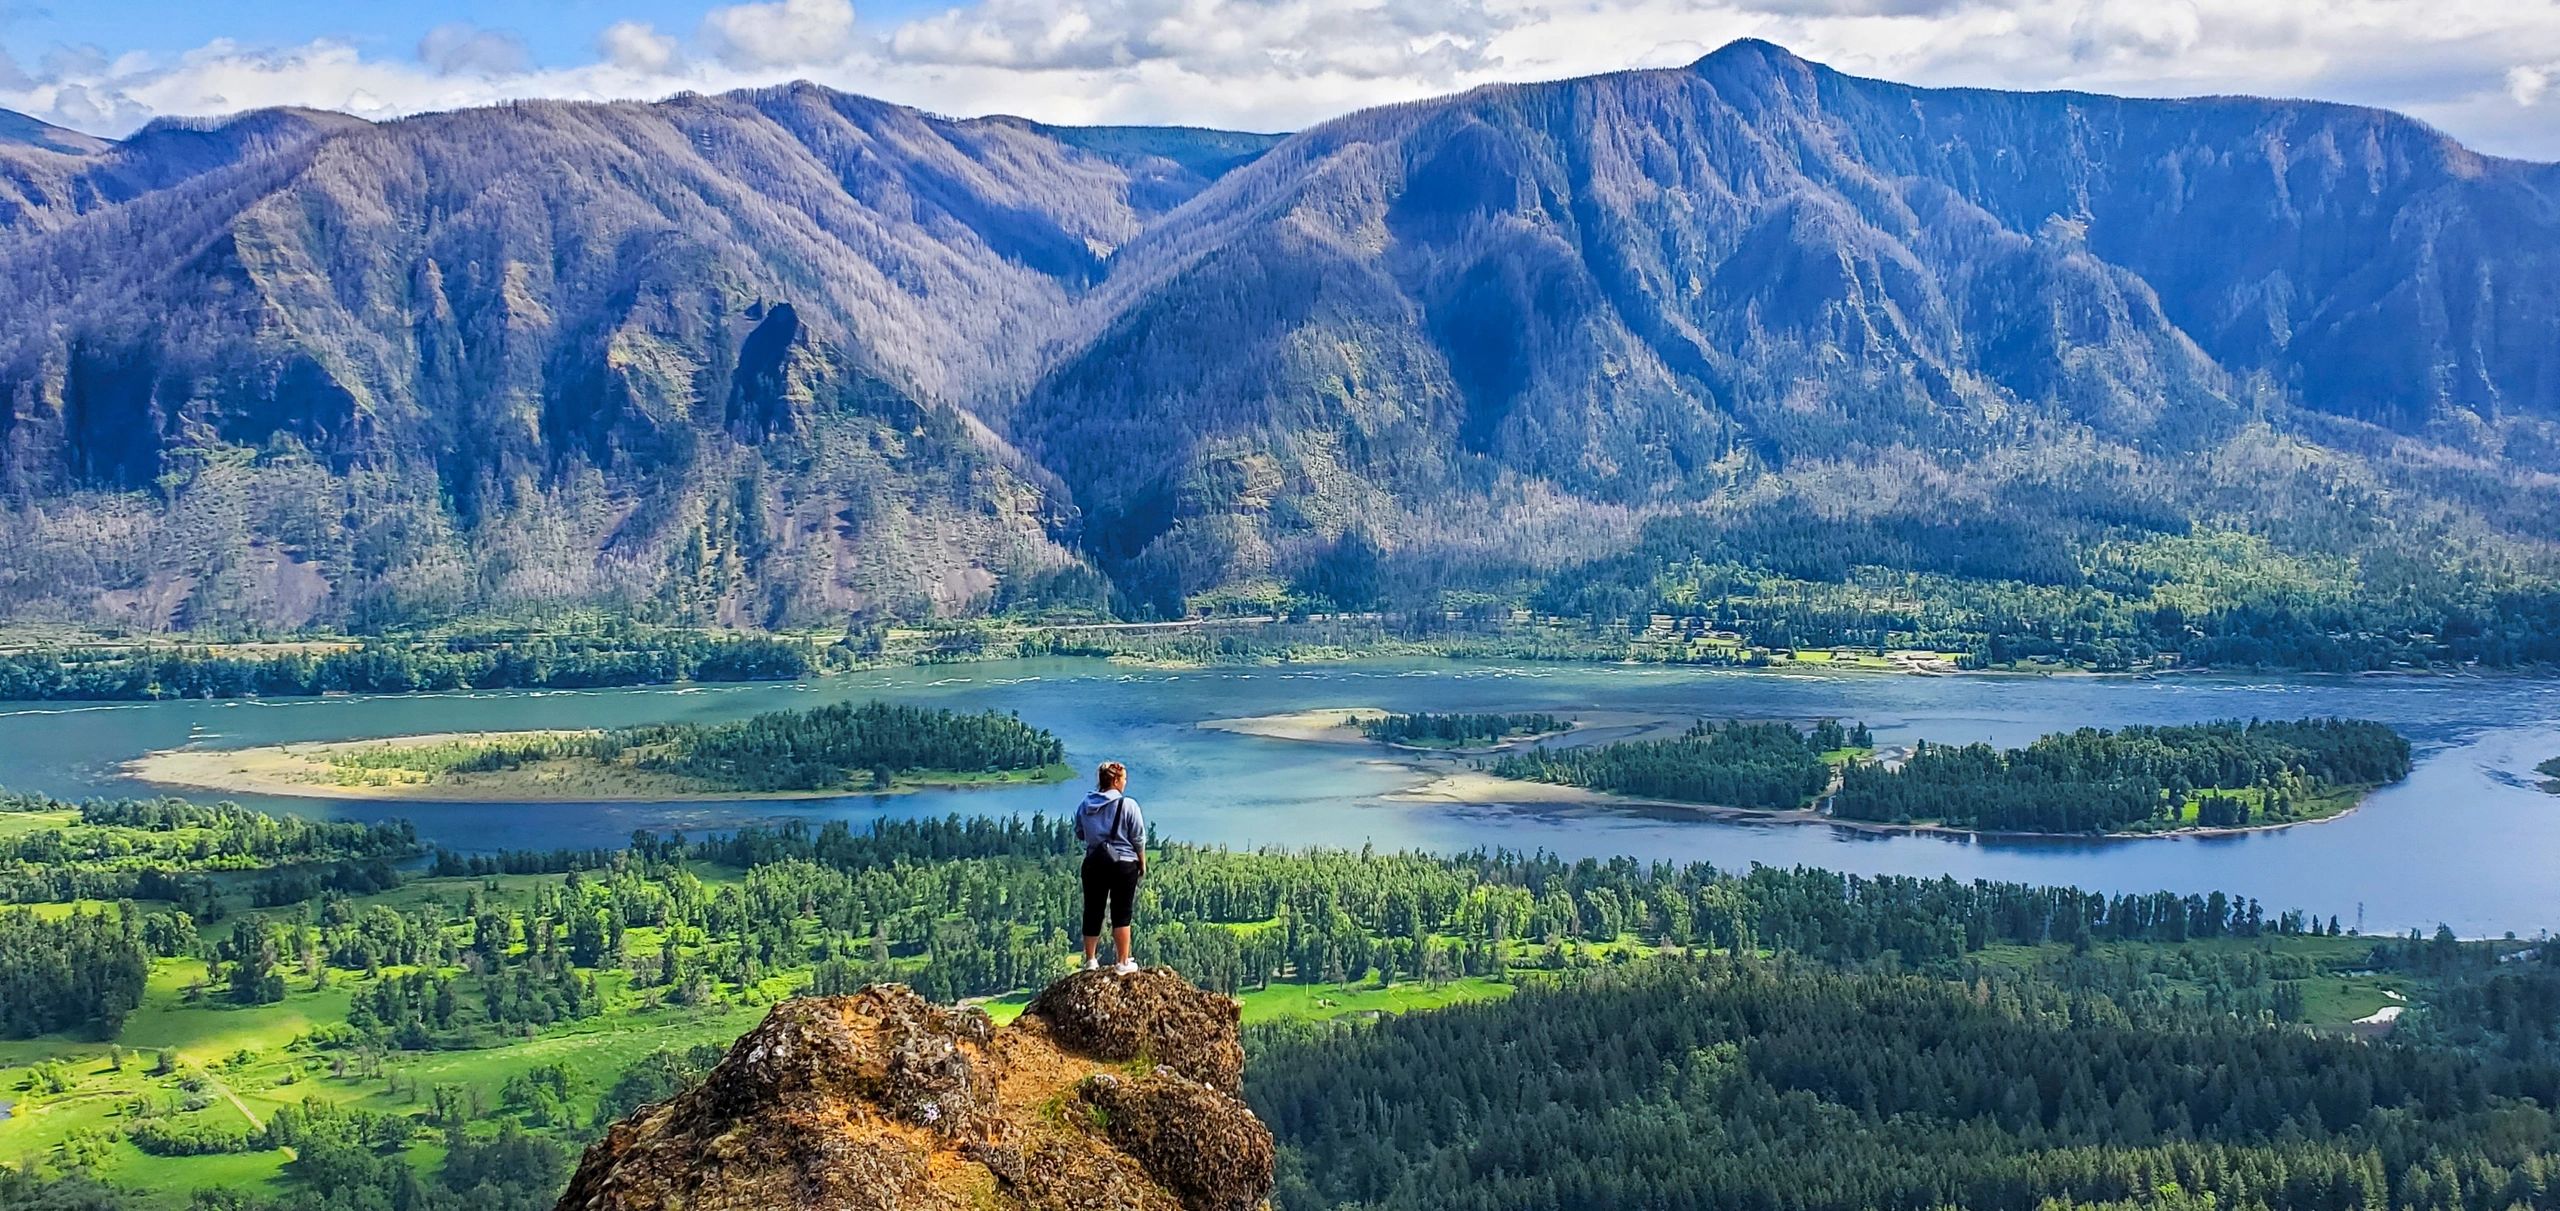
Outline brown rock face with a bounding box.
[557,970,1274,1211]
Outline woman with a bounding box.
[1075,761,1147,974]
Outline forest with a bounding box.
[1526,509,2560,674]
[0,909,149,1037]
[0,631,813,701]
[0,788,2551,1211]
[1487,719,1840,809]
[1354,712,1570,748]
[608,700,1069,791]
[1252,954,2560,1211]
[0,794,419,907]
[1831,719,2414,833]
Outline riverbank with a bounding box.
[1389,767,2383,841]
[18,612,2544,708]
[0,617,1988,705]
[123,732,1072,803]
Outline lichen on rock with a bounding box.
[1021,966,1247,1094]
[558,970,1273,1211]
[1079,1069,1275,1211]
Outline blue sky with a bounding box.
[5,1,2559,159]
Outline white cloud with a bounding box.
[889,0,1508,81]
[417,23,533,78]
[1,0,2558,161]
[700,0,857,69]
[2066,0,2204,66]
[2510,64,2551,107]
[598,21,683,74]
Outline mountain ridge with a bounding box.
[1006,37,2560,611]
[4,45,2557,646]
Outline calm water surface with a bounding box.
[2,658,2554,936]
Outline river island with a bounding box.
[125,701,1074,802]
[1211,709,2413,839]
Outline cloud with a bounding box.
[417,23,533,78]
[700,0,856,69]
[2510,64,2551,107]
[888,0,1510,81]
[46,79,151,130]
[0,0,2558,163]
[598,22,683,74]
[2066,0,2204,66]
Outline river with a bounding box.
[2,658,2555,935]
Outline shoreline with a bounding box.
[122,732,1066,803]
[1391,769,2377,841]
[3,624,2540,711]
[1200,708,1692,752]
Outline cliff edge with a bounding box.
[557,968,1274,1211]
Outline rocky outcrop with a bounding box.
[557,969,1273,1211]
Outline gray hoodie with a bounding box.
[1075,790,1145,864]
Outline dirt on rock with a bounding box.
[557,970,1273,1211]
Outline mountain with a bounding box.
[559,970,1274,1211]
[0,89,1274,629]
[1021,39,2560,607]
[4,46,2558,640]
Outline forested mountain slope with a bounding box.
[0,92,1271,630]
[0,106,367,231]
[5,45,2559,651]
[1031,39,2560,615]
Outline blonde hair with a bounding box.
[1096,762,1127,791]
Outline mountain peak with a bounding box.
[1691,37,1814,73]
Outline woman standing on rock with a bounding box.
[1076,761,1147,974]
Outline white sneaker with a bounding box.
[1083,956,1100,972]
[1112,959,1139,975]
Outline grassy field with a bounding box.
[2139,783,2369,831]
[0,809,75,840]
[1968,933,2405,1031]
[1234,976,1515,1023]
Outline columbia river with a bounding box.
[3,658,2554,935]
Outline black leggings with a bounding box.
[1081,848,1142,935]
